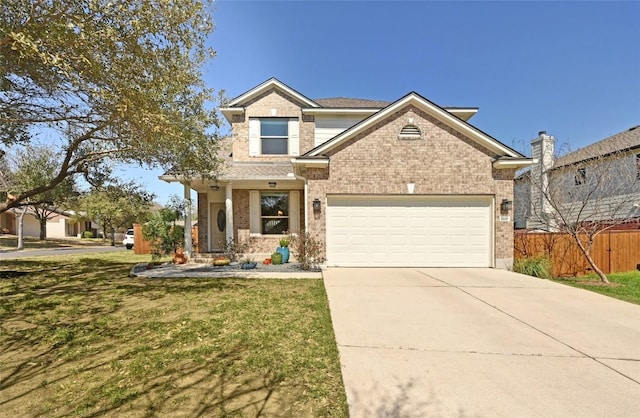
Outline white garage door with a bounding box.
[326,195,493,267]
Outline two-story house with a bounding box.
[515,125,640,231]
[162,78,532,268]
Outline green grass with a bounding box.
[0,235,111,250]
[0,252,348,417]
[551,270,640,305]
[513,256,553,280]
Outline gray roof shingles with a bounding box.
[313,97,391,108]
[222,161,294,180]
[555,125,640,167]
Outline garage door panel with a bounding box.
[326,195,492,267]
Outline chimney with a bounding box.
[529,131,555,229]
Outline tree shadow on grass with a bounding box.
[1,336,288,417]
[1,256,307,417]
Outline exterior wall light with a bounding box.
[210,185,220,191]
[313,198,321,213]
[500,199,513,212]
[268,182,277,188]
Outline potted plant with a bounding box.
[213,256,230,266]
[271,251,283,265]
[276,236,290,263]
[173,247,187,264]
[240,257,257,269]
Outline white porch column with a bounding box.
[183,183,193,257]
[304,179,309,231]
[225,182,234,243]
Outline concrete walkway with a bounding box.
[323,268,640,418]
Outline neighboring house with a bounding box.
[162,78,532,268]
[0,207,96,238]
[515,126,640,230]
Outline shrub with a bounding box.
[82,230,94,239]
[219,237,253,262]
[291,231,325,271]
[514,256,553,280]
[142,200,186,261]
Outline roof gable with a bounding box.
[228,78,319,108]
[304,92,524,158]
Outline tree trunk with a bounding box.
[102,226,107,242]
[17,206,27,250]
[39,218,46,240]
[574,234,610,284]
[111,228,115,246]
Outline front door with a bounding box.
[210,203,226,252]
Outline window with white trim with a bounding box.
[260,119,289,155]
[249,190,300,234]
[261,192,289,234]
[249,118,300,156]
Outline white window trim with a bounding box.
[249,190,300,234]
[248,118,300,156]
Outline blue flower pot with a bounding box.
[240,262,257,270]
[276,246,290,263]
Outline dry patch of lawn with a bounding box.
[0,253,347,417]
[0,235,112,250]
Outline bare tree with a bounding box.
[526,132,640,284]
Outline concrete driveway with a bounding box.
[323,268,640,418]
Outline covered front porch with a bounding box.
[180,177,307,257]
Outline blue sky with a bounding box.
[136,0,640,204]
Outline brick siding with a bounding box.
[306,106,516,266]
[231,88,315,161]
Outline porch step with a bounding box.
[191,252,230,264]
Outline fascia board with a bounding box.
[308,94,522,158]
[221,107,245,123]
[228,78,319,108]
[302,108,381,115]
[492,158,536,169]
[292,158,329,168]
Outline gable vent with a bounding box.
[399,124,422,140]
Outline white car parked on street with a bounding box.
[123,229,134,249]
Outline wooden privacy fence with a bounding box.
[514,230,640,277]
[133,224,199,255]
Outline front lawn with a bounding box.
[0,253,348,417]
[0,235,111,250]
[551,270,640,305]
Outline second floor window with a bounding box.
[575,168,586,185]
[261,119,288,154]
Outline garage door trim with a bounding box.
[325,194,494,268]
